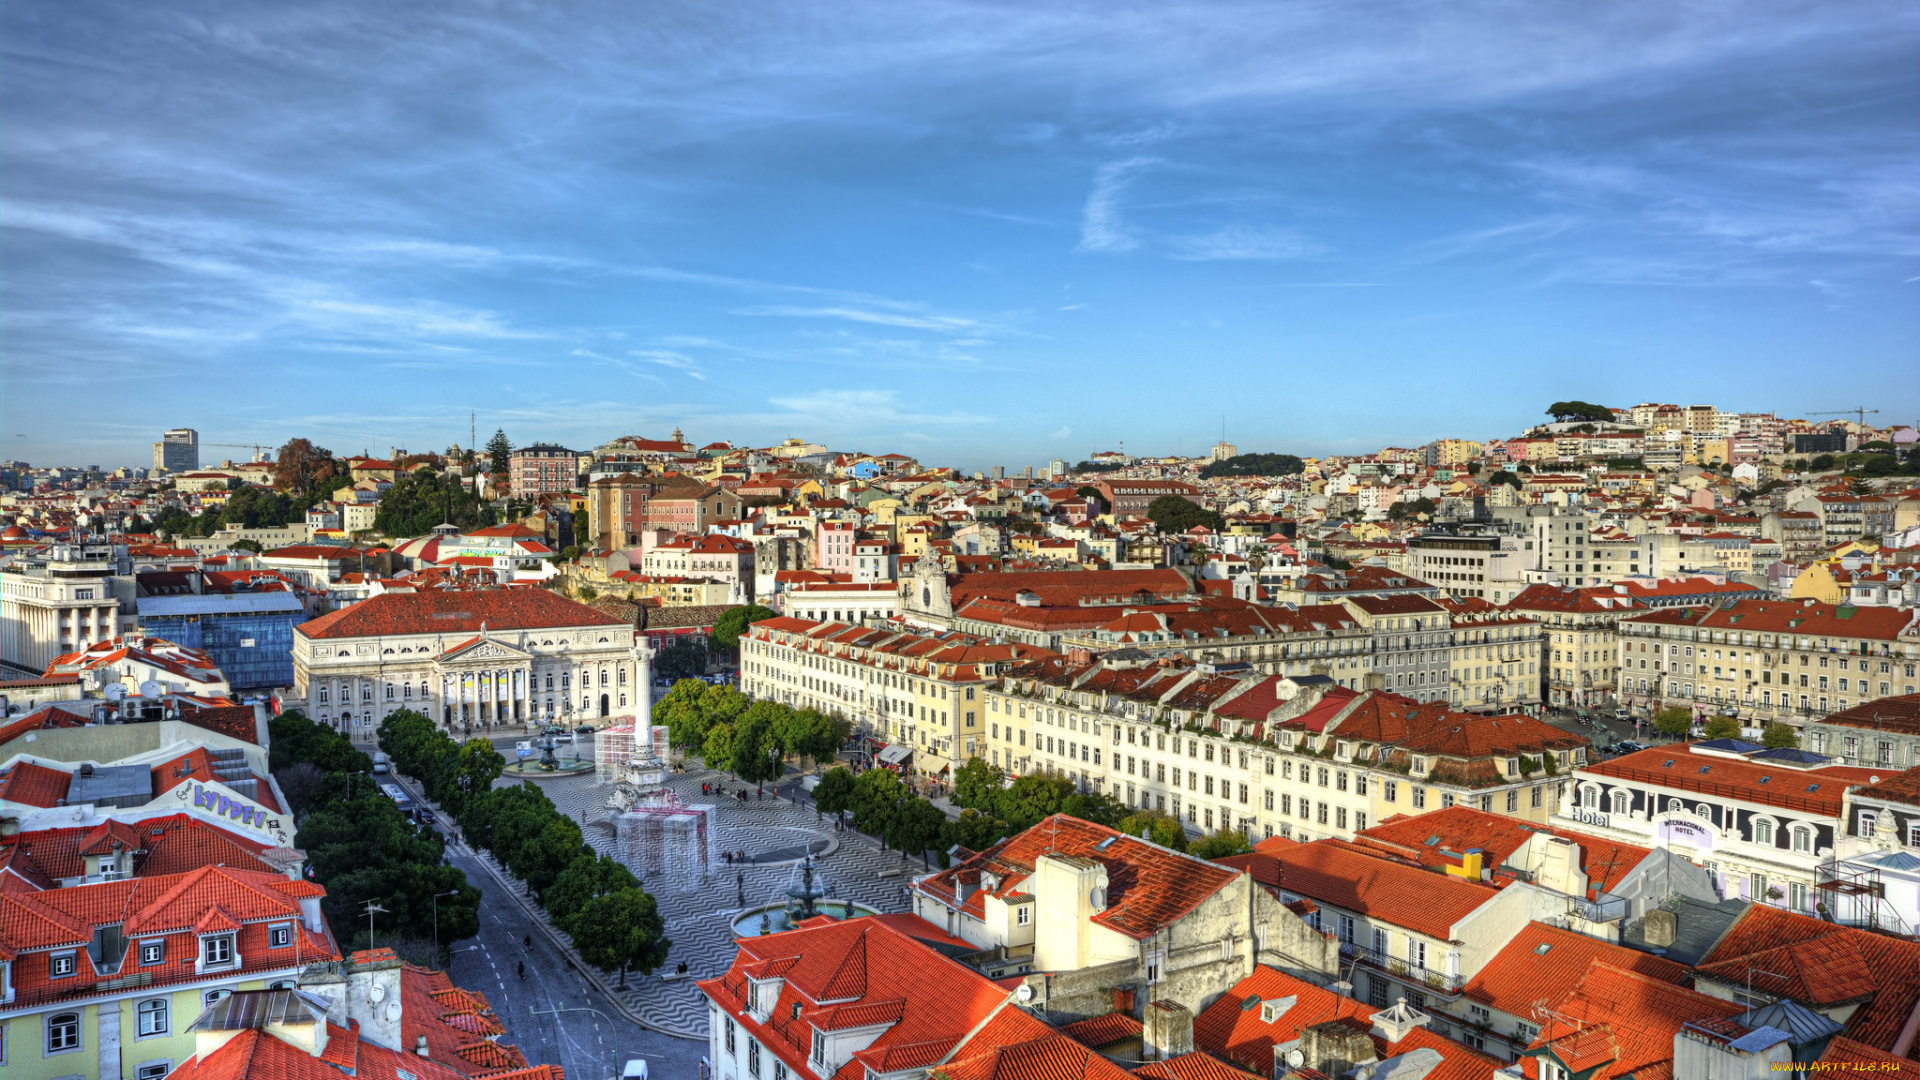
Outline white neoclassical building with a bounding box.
[291,589,648,737]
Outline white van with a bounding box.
[372,752,391,775]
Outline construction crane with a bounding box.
[1808,407,1880,429]
[199,442,271,462]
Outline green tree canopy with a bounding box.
[1761,722,1800,750]
[1652,706,1693,739]
[486,429,513,479]
[951,758,1006,811]
[1198,453,1306,480]
[545,854,642,936]
[1186,829,1254,859]
[702,723,736,773]
[569,888,670,987]
[1117,810,1188,852]
[941,808,1012,855]
[1145,495,1224,534]
[885,796,949,868]
[849,767,907,836]
[1546,401,1614,424]
[729,706,786,785]
[374,469,496,536]
[1060,790,1129,828]
[269,709,372,775]
[996,772,1075,831]
[812,767,857,816]
[1702,716,1742,741]
[711,605,778,652]
[653,637,709,683]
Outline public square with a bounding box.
[384,730,929,1075]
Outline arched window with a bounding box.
[1695,804,1713,823]
[138,997,169,1036]
[385,684,395,701]
[1792,827,1812,854]
[1754,818,1774,845]
[205,989,232,1007]
[47,1011,81,1052]
[1611,791,1630,816]
[618,668,627,685]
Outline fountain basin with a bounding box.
[730,900,880,937]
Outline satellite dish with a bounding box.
[1286,1050,1305,1068]
[104,684,127,701]
[370,982,387,1003]
[1015,984,1034,1004]
[385,1000,401,1023]
[138,680,163,699]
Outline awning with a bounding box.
[877,745,913,766]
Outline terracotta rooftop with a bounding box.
[297,588,627,640]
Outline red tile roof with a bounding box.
[936,1033,1136,1080]
[1220,839,1497,940]
[1351,806,1652,897]
[1058,1012,1143,1049]
[1622,599,1918,641]
[297,589,626,640]
[0,760,73,807]
[1131,1053,1262,1080]
[1694,905,1920,1054]
[1814,1038,1920,1077]
[1458,922,1689,1018]
[1578,744,1888,817]
[1517,962,1739,1080]
[916,815,1240,940]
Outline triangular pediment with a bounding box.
[438,637,533,663]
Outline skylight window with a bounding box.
[1535,943,1551,955]
[1662,760,1674,768]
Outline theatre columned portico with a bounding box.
[292,590,647,736]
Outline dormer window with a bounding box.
[201,934,236,969]
[269,924,292,948]
[50,952,77,978]
[139,940,164,966]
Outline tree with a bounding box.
[511,816,589,898]
[1652,706,1693,739]
[941,808,1012,855]
[545,854,642,936]
[374,469,495,536]
[1387,497,1436,521]
[951,758,1006,811]
[1488,470,1522,491]
[458,781,553,855]
[1810,454,1837,472]
[269,709,372,775]
[1546,401,1613,424]
[439,738,506,817]
[730,706,785,785]
[783,708,839,769]
[654,637,709,683]
[1187,829,1254,859]
[1073,486,1109,514]
[1145,495,1223,534]
[1702,716,1742,741]
[1117,810,1188,851]
[569,887,669,988]
[702,723,737,773]
[812,767,857,817]
[849,767,907,836]
[996,771,1075,831]
[711,605,778,652]
[1061,790,1129,828]
[885,796,949,868]
[1761,723,1799,750]
[487,429,513,480]
[1198,453,1306,480]
[274,438,337,494]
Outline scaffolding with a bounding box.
[1814,861,1913,938]
[615,792,717,893]
[594,725,635,785]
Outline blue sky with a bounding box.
[4,1,1917,471]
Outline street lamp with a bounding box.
[432,890,461,963]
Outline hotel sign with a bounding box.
[1657,816,1714,850]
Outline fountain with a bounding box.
[728,855,880,936]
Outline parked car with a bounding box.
[575,724,596,736]
[1614,740,1647,754]
[371,752,391,775]
[416,808,436,825]
[622,1060,648,1080]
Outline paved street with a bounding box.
[374,730,931,1068]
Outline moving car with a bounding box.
[575,724,596,735]
[1614,740,1647,754]
[622,1060,648,1080]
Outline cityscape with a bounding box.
[4,5,1920,1080]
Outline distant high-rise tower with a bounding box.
[1049,459,1067,480]
[152,428,199,474]
[992,466,1005,480]
[1209,441,1238,463]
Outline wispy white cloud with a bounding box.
[1051,425,1073,439]
[628,348,707,379]
[733,305,988,332]
[1167,225,1323,261]
[1077,157,1159,254]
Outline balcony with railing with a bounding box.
[1336,939,1464,995]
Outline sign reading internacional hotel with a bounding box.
[1657,816,1715,850]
